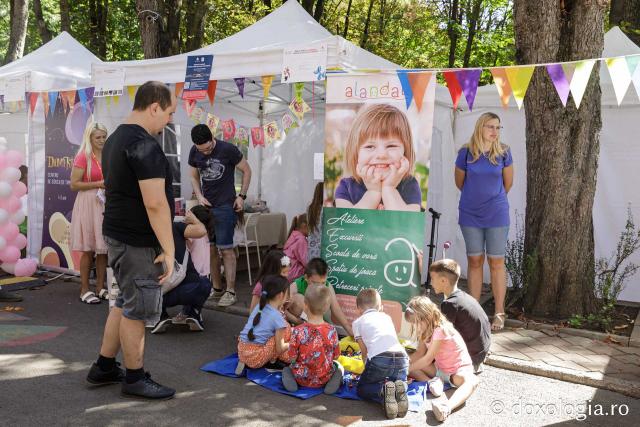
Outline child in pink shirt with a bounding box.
[283,214,309,282]
[405,296,478,423]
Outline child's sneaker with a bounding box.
[428,377,444,397]
[234,361,246,376]
[394,380,409,418]
[382,380,398,419]
[209,288,225,300]
[432,401,451,422]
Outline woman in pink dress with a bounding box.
[70,122,108,304]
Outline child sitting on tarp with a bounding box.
[236,275,291,375]
[282,285,343,394]
[287,258,354,337]
[353,288,410,420]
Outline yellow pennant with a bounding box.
[504,66,535,110]
[262,75,274,99]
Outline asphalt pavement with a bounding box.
[1,280,638,426]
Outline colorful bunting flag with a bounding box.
[289,98,310,121]
[28,92,38,115]
[251,126,265,147]
[63,90,76,110]
[504,66,535,110]
[457,69,481,111]
[78,88,89,111]
[396,71,413,109]
[490,68,513,109]
[175,82,184,99]
[263,121,281,144]
[294,82,304,102]
[127,86,138,102]
[207,80,217,106]
[262,75,274,99]
[190,106,205,124]
[281,113,298,132]
[632,60,640,100]
[183,99,196,116]
[442,71,463,109]
[234,78,245,98]
[47,92,58,115]
[546,63,572,107]
[221,119,236,141]
[41,92,49,117]
[606,57,632,105]
[626,55,640,75]
[569,59,596,108]
[236,126,249,145]
[407,72,432,112]
[206,113,220,134]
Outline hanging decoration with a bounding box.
[207,113,220,134]
[234,78,246,98]
[236,126,249,145]
[281,113,298,133]
[490,68,513,109]
[504,66,535,110]
[442,71,463,109]
[456,69,482,111]
[294,82,305,102]
[605,57,632,105]
[263,121,281,144]
[262,75,274,99]
[190,105,206,124]
[251,127,265,147]
[546,63,573,107]
[569,60,597,108]
[207,80,217,106]
[289,98,310,121]
[127,86,138,102]
[407,72,432,112]
[221,119,236,141]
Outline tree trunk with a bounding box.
[159,0,182,56]
[515,0,606,318]
[462,0,482,68]
[4,0,30,65]
[33,0,53,43]
[59,0,71,34]
[360,0,375,48]
[87,1,108,59]
[343,0,353,38]
[609,0,640,45]
[313,0,325,22]
[137,0,162,59]
[447,0,460,67]
[302,0,314,14]
[184,0,207,52]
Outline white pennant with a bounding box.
[605,57,632,105]
[569,60,597,108]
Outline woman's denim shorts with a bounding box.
[460,225,509,258]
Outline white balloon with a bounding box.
[1,261,15,275]
[0,209,8,225]
[0,182,12,198]
[0,236,5,250]
[0,167,20,183]
[0,145,6,154]
[0,137,7,144]
[10,210,25,225]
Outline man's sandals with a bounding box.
[80,291,101,304]
[492,313,506,331]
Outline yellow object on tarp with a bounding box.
[338,354,364,374]
[339,336,360,355]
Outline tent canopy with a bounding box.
[0,31,101,91]
[93,0,399,85]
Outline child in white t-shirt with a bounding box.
[353,289,409,420]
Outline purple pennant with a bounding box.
[234,78,245,98]
[546,64,571,106]
[457,69,481,111]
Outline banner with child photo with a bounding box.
[322,71,435,335]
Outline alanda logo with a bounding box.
[344,80,404,100]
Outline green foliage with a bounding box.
[504,213,538,310]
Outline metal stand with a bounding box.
[424,207,441,291]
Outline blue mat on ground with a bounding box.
[201,354,447,411]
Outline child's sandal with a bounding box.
[492,313,506,331]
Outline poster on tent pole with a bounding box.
[321,71,435,333]
[183,55,213,101]
[39,89,94,271]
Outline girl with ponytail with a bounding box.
[236,275,291,374]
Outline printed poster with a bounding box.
[281,42,328,83]
[183,55,213,101]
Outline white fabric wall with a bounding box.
[0,110,28,156]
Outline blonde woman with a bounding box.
[335,104,421,211]
[454,112,513,331]
[70,122,108,304]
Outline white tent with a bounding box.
[93,0,448,232]
[429,27,640,302]
[0,32,101,264]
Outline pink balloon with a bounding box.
[10,233,26,250]
[0,154,6,170]
[14,258,37,277]
[4,150,24,168]
[12,181,27,198]
[0,196,21,214]
[0,222,19,242]
[1,261,15,275]
[0,246,20,263]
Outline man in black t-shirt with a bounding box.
[188,124,252,308]
[429,259,491,373]
[86,81,177,400]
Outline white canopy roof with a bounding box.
[93,0,399,85]
[0,31,100,91]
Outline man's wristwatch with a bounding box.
[238,193,247,200]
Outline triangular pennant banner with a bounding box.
[113,95,120,106]
[396,71,413,109]
[294,82,304,102]
[605,57,632,105]
[105,96,112,110]
[221,119,236,141]
[457,69,481,111]
[504,66,535,110]
[175,82,184,99]
[62,90,76,110]
[234,78,245,98]
[77,88,88,111]
[546,63,572,107]
[127,86,138,102]
[442,71,463,109]
[47,91,58,115]
[490,68,513,109]
[207,80,217,106]
[626,55,640,75]
[183,99,196,116]
[28,92,38,115]
[569,59,597,108]
[85,87,95,113]
[262,75,274,99]
[407,72,432,112]
[251,126,265,147]
[632,60,640,100]
[40,92,49,117]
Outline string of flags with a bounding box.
[20,87,95,117]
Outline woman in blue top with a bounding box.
[455,112,513,331]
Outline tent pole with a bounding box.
[257,100,264,200]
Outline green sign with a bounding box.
[321,207,425,306]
